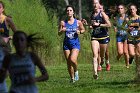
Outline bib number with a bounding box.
[130,30,139,37]
[118,30,127,36]
[94,27,102,34]
[13,74,28,85]
[67,32,75,39]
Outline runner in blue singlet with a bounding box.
[59,5,85,83]
[63,18,80,50]
[114,4,129,68]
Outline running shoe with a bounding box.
[74,71,79,81]
[93,74,98,80]
[126,65,129,69]
[70,79,75,83]
[100,61,104,66]
[117,55,120,61]
[106,64,110,71]
[129,57,134,64]
[97,65,102,71]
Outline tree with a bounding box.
[78,0,82,20]
[64,0,69,5]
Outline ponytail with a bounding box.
[13,31,44,52]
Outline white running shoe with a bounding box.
[70,79,75,83]
[74,71,79,81]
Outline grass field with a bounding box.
[33,62,140,93]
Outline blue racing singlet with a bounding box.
[0,47,8,93]
[63,19,80,50]
[0,15,9,37]
[116,16,127,36]
[8,53,38,93]
[90,11,108,38]
[64,19,78,40]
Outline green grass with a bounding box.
[34,62,140,93]
[6,62,140,93]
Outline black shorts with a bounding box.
[127,39,140,45]
[91,37,110,44]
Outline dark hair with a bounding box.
[64,5,76,18]
[65,5,75,13]
[128,4,138,16]
[116,4,126,14]
[117,4,126,9]
[129,4,137,9]
[13,30,43,51]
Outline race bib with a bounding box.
[66,32,75,39]
[13,73,29,85]
[117,30,127,36]
[94,27,102,34]
[130,30,139,37]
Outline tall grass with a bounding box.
[4,0,61,65]
[3,0,118,66]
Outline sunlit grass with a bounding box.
[34,63,140,93]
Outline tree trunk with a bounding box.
[78,0,82,20]
[64,0,69,6]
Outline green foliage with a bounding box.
[4,0,61,64]
[2,0,122,65]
